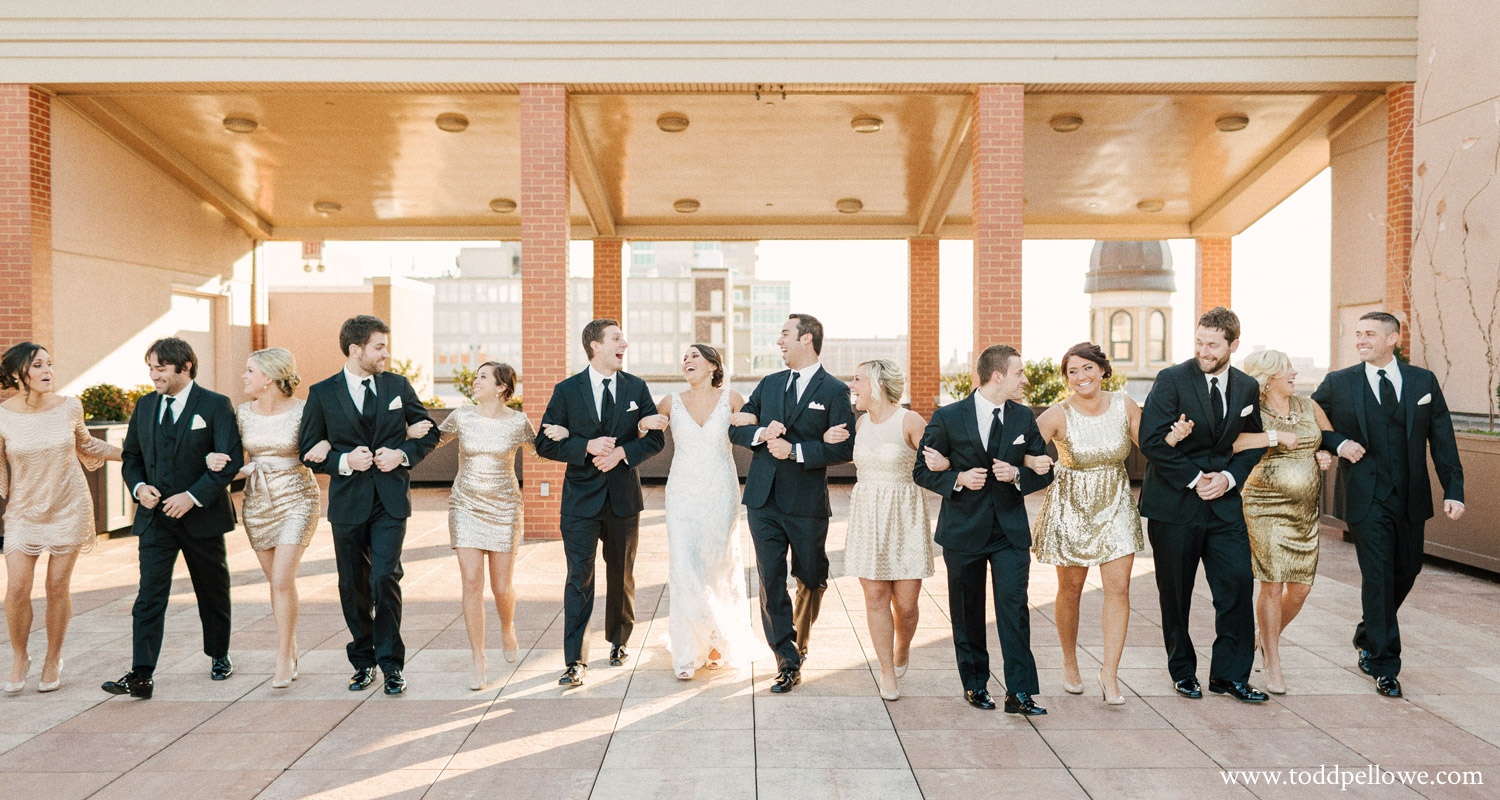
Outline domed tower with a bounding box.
[1085,241,1176,394]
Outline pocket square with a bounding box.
[388,396,403,411]
[1240,404,1254,417]
[808,401,826,411]
[1417,393,1432,406]
[190,414,207,430]
[627,400,639,412]
[1012,434,1026,445]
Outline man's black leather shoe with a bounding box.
[770,669,801,694]
[1375,675,1403,697]
[558,663,586,686]
[964,689,996,710]
[1004,692,1047,715]
[609,644,629,667]
[210,657,234,681]
[1173,677,1203,699]
[101,670,153,699]
[1357,647,1375,676]
[383,669,406,696]
[1208,678,1268,703]
[349,666,377,691]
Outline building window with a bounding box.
[1109,310,1133,362]
[1149,310,1167,362]
[631,242,655,267]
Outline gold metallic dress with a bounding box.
[438,406,535,552]
[0,397,118,555]
[843,409,934,581]
[1242,395,1322,585]
[1032,392,1143,567]
[237,400,320,550]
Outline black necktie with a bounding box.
[987,407,1002,460]
[601,377,615,427]
[785,372,799,413]
[160,395,175,427]
[360,378,377,426]
[1209,376,1224,437]
[1378,369,1398,417]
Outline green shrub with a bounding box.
[1023,358,1069,406]
[941,371,973,401]
[78,384,131,422]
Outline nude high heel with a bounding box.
[1098,670,1125,705]
[4,658,29,694]
[38,659,64,693]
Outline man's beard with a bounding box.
[1199,353,1230,374]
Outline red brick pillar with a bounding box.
[908,237,940,419]
[593,238,624,322]
[1386,82,1415,352]
[0,86,52,349]
[1195,238,1233,318]
[520,85,570,541]
[971,85,1024,358]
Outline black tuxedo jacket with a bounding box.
[912,393,1053,554]
[728,366,856,518]
[1138,359,1266,524]
[122,386,243,539]
[299,371,439,525]
[534,369,664,519]
[1312,363,1464,524]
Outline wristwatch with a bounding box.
[1267,430,1280,448]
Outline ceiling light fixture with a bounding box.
[313,201,342,214]
[1136,199,1165,212]
[435,113,470,133]
[656,113,690,132]
[489,198,517,213]
[836,198,863,214]
[1049,114,1084,133]
[673,199,700,213]
[222,116,258,133]
[1215,114,1250,132]
[851,116,883,133]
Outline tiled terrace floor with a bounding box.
[3,485,1500,799]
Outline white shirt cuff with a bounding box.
[795,443,804,463]
[1222,472,1237,491]
[1337,440,1357,460]
[186,491,202,508]
[401,451,411,467]
[1188,471,1204,490]
[339,452,353,476]
[752,427,767,447]
[132,482,146,500]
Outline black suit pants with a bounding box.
[943,542,1039,695]
[332,497,408,672]
[747,506,829,672]
[131,517,231,674]
[560,511,639,665]
[1147,503,1255,683]
[1350,493,1424,677]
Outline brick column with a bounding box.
[971,85,1024,358]
[0,86,51,349]
[520,85,570,541]
[1195,238,1233,317]
[1386,82,1415,352]
[593,238,624,322]
[908,237,940,419]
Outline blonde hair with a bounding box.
[250,347,301,397]
[859,358,905,405]
[1241,349,1292,392]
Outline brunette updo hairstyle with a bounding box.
[249,347,301,397]
[1,342,47,393]
[1060,341,1113,381]
[478,361,518,401]
[688,344,725,388]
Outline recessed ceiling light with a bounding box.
[673,199,700,213]
[313,201,342,214]
[836,198,863,214]
[657,113,690,133]
[222,117,257,134]
[851,116,883,133]
[1049,114,1084,133]
[1215,114,1250,132]
[1136,199,1165,212]
[435,113,470,133]
[489,198,517,213]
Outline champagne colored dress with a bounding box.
[1031,392,1143,567]
[843,409,934,580]
[237,400,320,550]
[0,397,118,555]
[1242,395,1323,585]
[438,405,535,552]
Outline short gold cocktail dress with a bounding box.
[0,397,118,555]
[238,400,320,550]
[438,406,536,552]
[1032,392,1143,567]
[1242,395,1322,585]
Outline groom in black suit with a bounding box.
[728,313,856,694]
[1312,311,1464,697]
[300,315,438,695]
[535,319,664,687]
[1138,306,1267,703]
[914,344,1053,714]
[104,337,242,699]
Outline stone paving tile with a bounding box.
[87,769,282,800]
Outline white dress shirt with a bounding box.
[1189,366,1237,491]
[954,390,1018,491]
[588,365,631,464]
[753,362,824,462]
[337,368,411,475]
[1363,358,1403,403]
[134,381,201,506]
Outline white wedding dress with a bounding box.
[663,389,766,673]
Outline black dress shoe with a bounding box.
[210,656,234,681]
[1004,692,1047,715]
[1356,647,1375,676]
[1208,678,1268,703]
[1375,675,1403,697]
[770,669,801,694]
[1173,677,1203,699]
[349,666,377,691]
[609,644,629,667]
[101,670,153,699]
[558,663,586,686]
[964,689,996,710]
[383,669,406,695]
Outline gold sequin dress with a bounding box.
[1242,395,1323,585]
[0,397,118,555]
[438,405,535,552]
[1032,392,1143,567]
[843,409,934,581]
[237,400,320,550]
